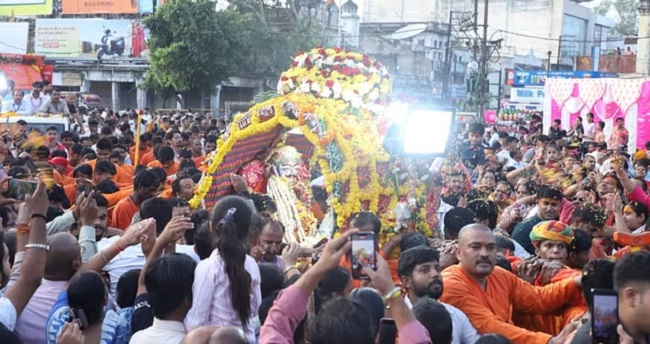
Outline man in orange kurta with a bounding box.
[111,169,161,230]
[130,132,152,166]
[146,146,179,177]
[147,160,179,178]
[511,222,590,335]
[64,164,93,208]
[440,224,582,344]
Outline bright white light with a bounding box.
[402,108,453,155]
[383,102,409,125]
[0,75,6,92]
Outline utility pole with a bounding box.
[473,0,479,61]
[557,36,562,71]
[477,0,488,120]
[443,12,453,103]
[445,11,472,106]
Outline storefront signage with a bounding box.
[510,87,545,103]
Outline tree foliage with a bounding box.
[143,0,249,95]
[229,0,322,77]
[593,0,639,36]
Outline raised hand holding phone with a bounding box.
[350,231,377,280]
[591,288,619,344]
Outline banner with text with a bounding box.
[0,0,52,16]
[0,23,29,54]
[35,19,148,60]
[62,0,138,14]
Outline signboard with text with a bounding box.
[510,87,545,104]
[62,0,138,14]
[0,0,51,15]
[35,19,148,60]
[513,71,617,86]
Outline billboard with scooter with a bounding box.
[34,19,148,61]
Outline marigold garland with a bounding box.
[278,48,392,114]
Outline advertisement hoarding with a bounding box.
[62,0,137,14]
[0,23,29,54]
[0,0,52,16]
[35,19,148,61]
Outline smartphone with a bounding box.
[591,288,619,344]
[378,318,397,344]
[8,179,37,201]
[309,238,328,262]
[313,238,328,248]
[76,179,93,197]
[350,232,377,280]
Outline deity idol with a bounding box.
[240,144,317,244]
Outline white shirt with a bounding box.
[129,318,186,344]
[489,133,500,146]
[404,296,481,344]
[97,236,200,299]
[506,160,527,170]
[0,297,17,330]
[23,93,49,115]
[497,150,516,166]
[583,121,596,142]
[1,100,32,116]
[438,200,454,238]
[184,250,261,344]
[513,239,532,259]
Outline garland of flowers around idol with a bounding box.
[277,48,392,115]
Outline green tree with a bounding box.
[593,0,639,36]
[230,0,322,77]
[143,0,249,97]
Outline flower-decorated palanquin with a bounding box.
[190,48,439,247]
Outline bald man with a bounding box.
[181,326,219,344]
[180,326,246,344]
[14,233,81,343]
[209,327,247,344]
[439,224,582,344]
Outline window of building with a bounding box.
[562,14,587,56]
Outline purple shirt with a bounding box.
[260,285,433,344]
[14,279,67,343]
[262,256,285,272]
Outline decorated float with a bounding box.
[189,48,441,247]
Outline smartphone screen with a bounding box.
[591,289,619,344]
[76,179,93,197]
[378,318,397,344]
[8,179,37,201]
[350,232,376,280]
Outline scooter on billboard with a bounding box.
[97,29,125,60]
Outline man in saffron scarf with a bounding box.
[440,224,581,344]
[512,221,589,335]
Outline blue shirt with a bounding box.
[46,290,134,344]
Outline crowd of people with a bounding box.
[0,89,648,344]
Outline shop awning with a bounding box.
[0,54,44,91]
